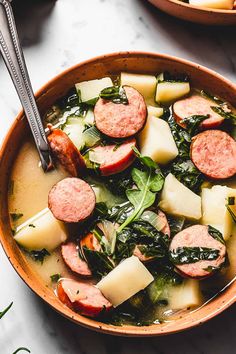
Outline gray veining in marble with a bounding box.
[0,0,236,353]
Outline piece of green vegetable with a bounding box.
[82,247,114,277]
[226,197,236,223]
[117,149,164,232]
[28,249,50,264]
[10,213,23,222]
[50,274,61,283]
[208,225,225,245]
[12,348,30,354]
[181,114,209,136]
[169,246,220,265]
[100,86,128,104]
[211,106,236,125]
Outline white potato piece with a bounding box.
[97,256,154,307]
[201,185,236,241]
[139,117,178,165]
[14,208,67,251]
[159,173,202,220]
[75,77,113,102]
[147,105,164,118]
[189,0,234,9]
[63,117,85,150]
[169,279,202,310]
[155,82,190,104]
[120,72,157,99]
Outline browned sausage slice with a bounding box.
[48,177,96,223]
[89,138,136,176]
[169,225,226,278]
[48,129,86,177]
[57,279,112,317]
[191,130,236,179]
[94,86,147,138]
[173,94,224,129]
[133,210,170,262]
[61,242,92,277]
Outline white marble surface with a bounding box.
[0,0,236,353]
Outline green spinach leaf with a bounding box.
[181,114,209,136]
[208,225,225,244]
[82,247,114,277]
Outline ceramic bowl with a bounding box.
[148,0,236,26]
[1,52,236,336]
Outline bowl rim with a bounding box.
[154,0,236,14]
[1,50,236,337]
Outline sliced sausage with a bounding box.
[133,210,170,262]
[191,130,236,179]
[57,279,112,317]
[61,242,92,277]
[94,86,147,138]
[169,225,226,278]
[48,129,86,177]
[80,232,101,252]
[48,177,96,223]
[173,94,224,129]
[89,138,136,176]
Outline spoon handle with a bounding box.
[0,0,53,172]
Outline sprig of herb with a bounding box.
[0,301,13,319]
[100,86,128,105]
[169,246,220,265]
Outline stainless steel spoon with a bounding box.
[0,0,53,172]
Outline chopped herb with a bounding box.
[28,224,36,228]
[100,86,128,105]
[208,225,225,245]
[169,246,220,265]
[203,265,219,273]
[11,228,16,236]
[12,348,30,354]
[50,274,61,283]
[76,290,80,294]
[10,213,23,222]
[161,71,189,83]
[28,249,50,264]
[0,302,13,319]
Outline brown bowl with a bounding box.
[1,51,236,336]
[148,0,236,25]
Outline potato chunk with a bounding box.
[14,208,67,251]
[139,117,178,165]
[169,279,202,310]
[189,0,234,9]
[97,256,154,307]
[120,72,157,99]
[75,77,113,102]
[159,173,202,220]
[147,105,164,118]
[155,82,190,104]
[201,185,236,241]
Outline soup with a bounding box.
[9,71,236,326]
